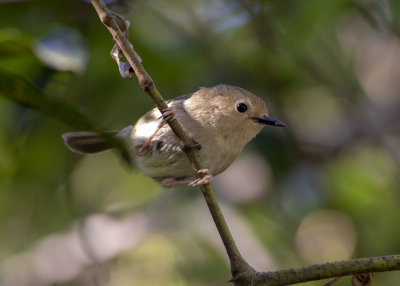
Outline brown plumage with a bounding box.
[63,85,285,187]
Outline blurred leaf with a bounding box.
[0,28,34,58]
[34,26,88,74]
[0,69,94,129]
[0,70,130,159]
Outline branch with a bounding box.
[88,1,400,285]
[89,0,250,281]
[253,255,400,286]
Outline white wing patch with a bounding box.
[132,109,162,140]
[133,120,159,139]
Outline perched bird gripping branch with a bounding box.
[63,85,285,187]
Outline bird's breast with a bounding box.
[196,130,244,176]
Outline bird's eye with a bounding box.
[236,103,248,113]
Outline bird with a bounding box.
[63,84,285,188]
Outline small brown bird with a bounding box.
[63,85,285,187]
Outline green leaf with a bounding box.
[0,70,130,161]
[0,28,34,58]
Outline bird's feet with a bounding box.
[136,107,175,155]
[188,169,213,187]
[160,169,213,188]
[135,144,147,156]
[158,107,175,128]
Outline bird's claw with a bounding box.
[136,107,176,155]
[158,107,175,128]
[135,144,148,156]
[159,107,175,121]
[188,169,213,187]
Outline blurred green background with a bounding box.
[0,0,400,285]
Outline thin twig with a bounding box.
[254,255,400,286]
[89,0,250,281]
[88,1,400,285]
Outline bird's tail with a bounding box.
[62,126,133,154]
[62,131,115,154]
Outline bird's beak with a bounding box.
[253,115,286,127]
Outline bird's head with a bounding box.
[187,85,285,135]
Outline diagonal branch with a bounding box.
[88,1,400,285]
[89,0,250,281]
